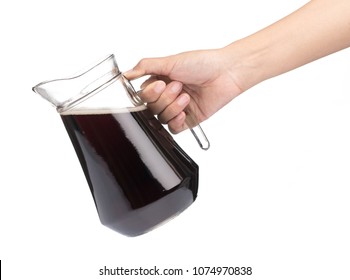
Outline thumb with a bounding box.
[123,67,145,81]
[124,57,171,80]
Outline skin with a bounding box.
[124,0,350,134]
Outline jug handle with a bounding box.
[123,75,210,150]
[184,110,210,150]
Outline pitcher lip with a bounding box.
[32,54,122,111]
[32,54,116,93]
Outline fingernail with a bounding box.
[175,111,186,122]
[154,81,166,94]
[177,94,190,106]
[123,69,134,78]
[123,71,134,80]
[124,68,142,80]
[170,81,182,93]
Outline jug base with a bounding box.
[102,187,195,237]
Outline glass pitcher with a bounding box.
[32,54,209,236]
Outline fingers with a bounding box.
[140,80,190,133]
[167,112,187,134]
[125,57,190,134]
[140,79,167,103]
[142,81,181,114]
[157,93,190,125]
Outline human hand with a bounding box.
[124,49,243,134]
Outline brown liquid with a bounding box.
[61,108,198,236]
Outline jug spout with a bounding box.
[32,79,73,109]
[32,83,50,105]
[32,55,121,112]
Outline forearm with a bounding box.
[224,0,350,91]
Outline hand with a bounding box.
[124,49,243,134]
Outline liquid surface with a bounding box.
[61,108,198,236]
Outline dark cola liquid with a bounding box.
[61,108,198,236]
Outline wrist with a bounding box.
[221,35,275,93]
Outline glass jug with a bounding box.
[32,54,209,237]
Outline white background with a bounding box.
[1,0,350,279]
